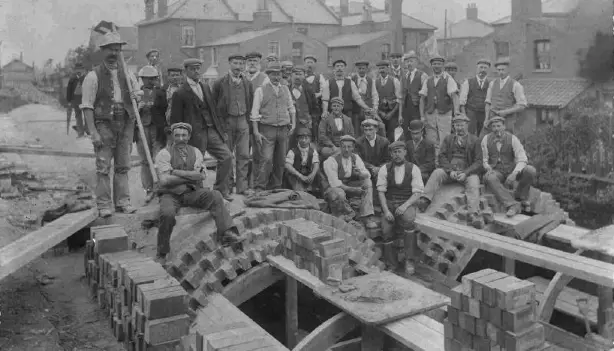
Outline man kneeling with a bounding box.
[417,114,484,228]
[155,123,242,265]
[377,141,424,276]
[284,127,320,193]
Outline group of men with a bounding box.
[74,31,536,272]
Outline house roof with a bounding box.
[491,0,580,25]
[439,18,494,39]
[139,0,338,25]
[326,31,390,48]
[340,11,436,30]
[521,78,591,108]
[202,27,282,47]
[2,59,33,71]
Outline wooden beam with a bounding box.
[328,337,361,351]
[542,322,602,351]
[494,214,590,245]
[380,315,444,351]
[537,250,584,323]
[0,144,139,160]
[598,253,614,337]
[286,276,299,348]
[293,313,360,351]
[416,215,614,288]
[221,263,284,306]
[0,209,98,281]
[360,325,384,351]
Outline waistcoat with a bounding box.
[328,78,353,114]
[292,146,315,176]
[250,72,268,90]
[325,116,347,147]
[291,86,310,124]
[466,77,489,112]
[407,70,423,106]
[352,75,373,108]
[386,161,414,202]
[160,145,203,195]
[490,78,516,111]
[335,153,359,184]
[425,75,452,114]
[259,83,291,126]
[228,78,248,116]
[93,64,133,121]
[486,132,515,174]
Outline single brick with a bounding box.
[496,279,536,311]
[503,323,545,351]
[461,294,470,312]
[443,319,454,339]
[94,229,129,255]
[144,314,189,345]
[452,323,473,347]
[199,253,222,271]
[317,238,347,257]
[450,285,463,310]
[181,266,207,291]
[447,306,460,325]
[490,306,503,328]
[461,269,497,296]
[458,311,476,334]
[501,302,536,333]
[472,335,491,351]
[467,297,481,318]
[475,318,487,338]
[444,337,462,351]
[137,278,181,306]
[143,287,188,320]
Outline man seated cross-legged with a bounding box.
[284,127,321,194]
[154,122,242,266]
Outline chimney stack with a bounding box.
[253,0,272,30]
[388,0,404,53]
[466,3,478,20]
[144,0,154,20]
[511,0,542,23]
[158,0,168,17]
[362,0,373,23]
[340,0,349,17]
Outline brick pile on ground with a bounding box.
[85,224,190,351]
[444,268,553,351]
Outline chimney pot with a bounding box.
[158,0,168,17]
[340,0,349,17]
[144,0,154,20]
[466,4,478,20]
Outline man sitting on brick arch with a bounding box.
[377,140,424,275]
[405,120,436,183]
[483,58,527,136]
[416,114,484,229]
[355,119,390,187]
[155,122,242,265]
[318,97,354,160]
[284,127,321,194]
[481,116,536,217]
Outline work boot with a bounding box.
[467,213,484,229]
[154,253,167,267]
[520,201,531,213]
[505,203,521,218]
[416,197,431,213]
[144,191,156,204]
[220,228,243,248]
[404,260,415,277]
[116,205,137,214]
[99,208,113,218]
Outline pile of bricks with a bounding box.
[85,224,190,351]
[443,268,553,351]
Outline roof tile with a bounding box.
[341,11,436,30]
[521,78,591,108]
[326,31,390,48]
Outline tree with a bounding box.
[577,31,614,83]
[64,44,102,70]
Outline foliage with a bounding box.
[577,31,614,84]
[64,45,102,70]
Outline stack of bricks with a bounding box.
[85,224,190,351]
[443,268,553,351]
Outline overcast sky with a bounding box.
[0,0,511,67]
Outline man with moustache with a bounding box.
[484,58,527,135]
[66,62,89,137]
[481,116,536,217]
[318,97,355,159]
[377,141,424,274]
[170,58,233,201]
[251,63,296,191]
[80,31,141,218]
[460,59,491,135]
[355,119,390,186]
[212,54,254,196]
[401,52,428,132]
[155,122,242,266]
[351,60,381,136]
[244,52,269,89]
[374,60,402,142]
[281,61,294,86]
[389,53,403,79]
[416,114,484,229]
[405,120,436,183]
[285,127,320,193]
[288,66,318,148]
[321,59,374,124]
[419,56,460,159]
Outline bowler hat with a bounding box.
[408,120,425,132]
[389,140,406,150]
[138,65,159,78]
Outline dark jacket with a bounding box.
[405,138,436,177]
[289,81,318,117]
[438,133,482,176]
[318,114,354,149]
[170,81,227,143]
[355,135,390,176]
[66,73,85,104]
[211,74,254,130]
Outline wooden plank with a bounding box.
[530,276,600,325]
[494,215,590,244]
[286,277,299,348]
[221,263,284,306]
[571,224,614,257]
[0,209,98,281]
[267,255,324,290]
[380,315,445,351]
[328,337,361,351]
[293,313,360,351]
[537,250,584,323]
[542,322,602,351]
[416,215,614,288]
[598,253,614,337]
[0,144,140,160]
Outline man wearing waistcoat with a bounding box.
[389,53,403,79]
[251,63,296,191]
[419,55,460,159]
[377,141,424,275]
[417,114,484,229]
[444,61,460,89]
[244,52,268,191]
[355,119,390,185]
[318,97,355,159]
[304,55,327,141]
[66,62,88,137]
[481,116,536,217]
[170,58,234,201]
[155,123,242,266]
[321,59,374,126]
[212,54,254,196]
[323,135,375,225]
[401,52,428,133]
[80,31,141,218]
[285,128,320,193]
[162,66,183,146]
[460,59,491,135]
[484,58,527,135]
[375,60,402,142]
[288,66,318,148]
[405,120,436,183]
[351,60,380,136]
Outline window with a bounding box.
[292,42,303,65]
[534,40,551,70]
[211,47,218,67]
[495,41,509,59]
[268,41,280,58]
[327,50,333,67]
[181,25,195,47]
[296,27,308,35]
[537,108,556,125]
[380,43,391,60]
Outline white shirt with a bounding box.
[187,77,203,101]
[419,71,458,98]
[334,116,343,131]
[366,135,377,147]
[481,132,528,174]
[285,146,320,166]
[155,146,205,175]
[79,64,140,110]
[376,164,424,194]
[323,154,370,188]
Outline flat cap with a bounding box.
[303,55,317,62]
[494,57,510,67]
[429,55,445,64]
[296,127,311,137]
[376,60,390,67]
[477,58,492,66]
[330,97,345,106]
[228,54,245,61]
[354,60,369,66]
[389,53,403,58]
[74,62,84,69]
[265,63,282,73]
[332,59,347,67]
[183,58,203,67]
[167,66,183,72]
[340,135,356,143]
[170,122,192,134]
[488,116,506,125]
[404,52,418,60]
[452,114,470,123]
[389,140,406,150]
[408,120,425,132]
[292,65,307,73]
[361,119,379,127]
[245,52,262,59]
[444,61,458,69]
[146,49,160,58]
[281,61,294,67]
[266,54,278,61]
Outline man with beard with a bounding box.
[244,52,269,89]
[163,66,183,146]
[389,53,403,79]
[484,58,527,135]
[288,66,317,148]
[481,116,536,217]
[323,135,375,225]
[374,60,402,142]
[355,119,390,186]
[404,120,436,183]
[155,122,242,266]
[377,141,424,275]
[419,56,460,159]
[251,63,296,191]
[416,114,484,228]
[401,52,427,133]
[303,55,327,139]
[318,97,354,159]
[143,49,165,86]
[80,31,141,218]
[280,61,294,86]
[460,59,491,135]
[285,128,320,193]
[66,62,89,137]
[170,58,233,201]
[212,54,254,196]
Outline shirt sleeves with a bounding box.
[250,86,265,122]
[354,154,370,178]
[511,135,528,173]
[419,78,429,97]
[485,80,494,104]
[155,149,172,175]
[481,135,490,167]
[393,78,402,104]
[193,148,205,173]
[285,149,296,165]
[283,85,296,116]
[459,80,470,106]
[411,166,424,193]
[323,157,342,188]
[512,81,528,107]
[376,166,388,193]
[79,71,99,110]
[312,149,320,164]
[445,73,459,95]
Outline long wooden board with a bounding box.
[494,214,590,245]
[0,144,140,160]
[0,208,98,281]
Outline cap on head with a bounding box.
[228,54,245,61]
[429,55,445,64]
[245,52,262,59]
[332,59,347,67]
[99,31,127,48]
[74,62,84,69]
[404,52,418,61]
[389,53,402,58]
[376,60,390,67]
[266,54,278,62]
[281,61,294,68]
[296,128,311,137]
[354,60,369,67]
[167,66,183,73]
[171,122,192,134]
[389,140,406,151]
[444,61,458,70]
[138,65,159,78]
[494,57,510,68]
[408,120,424,132]
[488,116,505,125]
[265,63,282,73]
[146,49,160,58]
[361,119,379,128]
[477,58,491,67]
[452,114,470,123]
[292,65,306,73]
[330,97,345,106]
[183,58,203,68]
[303,55,317,62]
[340,135,356,143]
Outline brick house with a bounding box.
[437,4,493,58]
[2,56,35,88]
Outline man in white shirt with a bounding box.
[303,54,327,141]
[375,60,402,142]
[321,59,374,122]
[484,58,528,135]
[459,58,491,135]
[377,141,424,275]
[323,135,375,225]
[285,128,320,193]
[351,60,381,136]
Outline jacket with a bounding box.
[405,138,436,177]
[211,74,254,129]
[438,133,482,176]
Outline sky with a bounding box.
[0,0,513,67]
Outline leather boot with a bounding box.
[382,241,399,272]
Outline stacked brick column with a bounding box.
[443,269,553,351]
[85,224,190,351]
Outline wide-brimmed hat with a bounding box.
[138,65,159,78]
[99,31,127,48]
